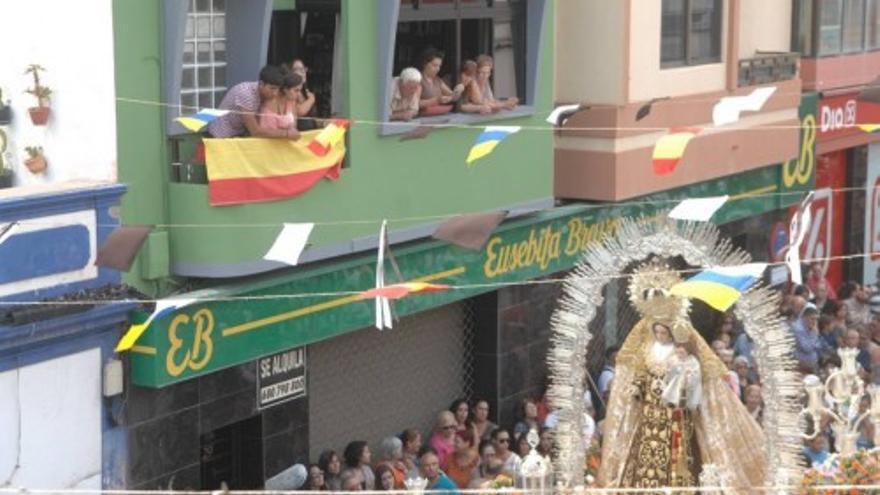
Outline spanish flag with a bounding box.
[652,127,701,175]
[204,128,346,206]
[670,263,766,311]
[307,119,350,157]
[358,282,450,300]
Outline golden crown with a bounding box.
[627,259,691,330]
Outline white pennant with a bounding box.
[374,220,393,330]
[786,192,814,285]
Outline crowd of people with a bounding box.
[266,397,556,492]
[390,48,518,122]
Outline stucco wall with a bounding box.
[0,0,117,187]
[738,0,792,58]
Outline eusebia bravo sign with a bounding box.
[257,347,306,409]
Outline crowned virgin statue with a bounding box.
[596,262,767,493]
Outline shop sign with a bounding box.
[257,347,306,409]
[817,93,880,143]
[130,96,818,388]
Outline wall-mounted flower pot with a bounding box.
[0,170,12,188]
[25,155,47,174]
[0,106,11,126]
[28,106,50,126]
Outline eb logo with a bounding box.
[166,308,215,377]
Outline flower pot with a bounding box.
[0,106,11,126]
[25,155,47,174]
[0,170,12,188]
[28,106,50,126]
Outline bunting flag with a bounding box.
[711,86,777,126]
[358,282,450,300]
[858,123,880,133]
[115,298,197,352]
[786,191,814,285]
[546,104,582,126]
[432,211,507,250]
[204,129,345,206]
[307,119,350,157]
[374,220,394,330]
[175,109,230,132]
[668,196,729,222]
[95,225,153,271]
[263,223,314,266]
[466,126,521,165]
[670,263,767,312]
[652,127,701,175]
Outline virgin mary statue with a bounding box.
[596,262,767,493]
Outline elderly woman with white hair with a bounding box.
[375,435,408,489]
[390,67,422,121]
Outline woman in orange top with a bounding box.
[445,427,480,489]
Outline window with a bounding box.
[180,0,227,113]
[803,0,880,56]
[661,0,723,67]
[394,0,525,103]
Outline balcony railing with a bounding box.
[738,52,799,87]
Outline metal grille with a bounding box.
[308,301,475,458]
[181,0,227,112]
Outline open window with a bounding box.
[377,0,548,135]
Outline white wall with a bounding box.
[738,0,792,58]
[0,0,117,187]
[628,0,728,102]
[0,348,102,489]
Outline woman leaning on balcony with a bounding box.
[418,47,462,116]
[461,54,517,115]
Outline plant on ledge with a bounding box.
[0,129,12,188]
[24,64,51,126]
[24,145,47,175]
[0,87,11,126]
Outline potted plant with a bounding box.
[24,146,47,174]
[0,88,11,125]
[24,64,51,126]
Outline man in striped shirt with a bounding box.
[208,65,300,140]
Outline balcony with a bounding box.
[157,117,554,279]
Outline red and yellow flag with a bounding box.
[652,127,701,175]
[358,282,450,300]
[204,128,346,206]
[308,119,350,157]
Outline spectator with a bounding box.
[537,427,554,460]
[469,441,504,488]
[449,398,470,431]
[802,434,830,467]
[732,355,756,392]
[457,60,487,114]
[208,65,299,139]
[743,384,763,425]
[514,431,531,458]
[711,339,727,355]
[343,441,374,490]
[318,449,343,491]
[465,55,518,112]
[289,58,317,127]
[400,428,423,475]
[376,436,407,489]
[817,314,842,359]
[472,399,497,441]
[429,410,458,469]
[841,282,872,326]
[419,448,460,495]
[513,398,540,435]
[732,328,754,365]
[374,464,395,491]
[390,67,422,121]
[811,278,832,313]
[793,306,824,374]
[446,428,479,489]
[718,349,740,396]
[418,47,461,115]
[806,262,837,301]
[339,468,363,492]
[258,71,301,137]
[491,428,522,476]
[597,347,618,398]
[306,463,327,491]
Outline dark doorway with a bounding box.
[267,2,340,118]
[200,415,264,489]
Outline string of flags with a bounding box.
[115,297,197,351]
[174,109,229,132]
[670,263,768,312]
[466,126,521,165]
[652,128,701,176]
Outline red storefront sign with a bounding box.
[789,151,847,290]
[818,93,880,144]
